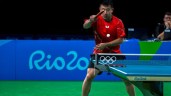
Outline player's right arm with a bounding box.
[83,11,104,29]
[83,15,96,29]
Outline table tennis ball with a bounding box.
[106,34,110,37]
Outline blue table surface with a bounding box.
[109,64,171,76]
[94,59,171,77]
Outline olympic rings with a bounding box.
[99,56,117,64]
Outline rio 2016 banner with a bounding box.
[0,40,120,81]
[0,40,171,80]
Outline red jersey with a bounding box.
[91,16,126,54]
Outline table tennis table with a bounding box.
[91,53,171,96]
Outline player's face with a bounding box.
[99,4,113,21]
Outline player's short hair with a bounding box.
[101,0,114,8]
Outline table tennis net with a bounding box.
[91,53,171,66]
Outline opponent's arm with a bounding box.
[157,21,171,40]
[157,32,164,40]
[165,20,171,29]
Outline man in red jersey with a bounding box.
[81,0,135,96]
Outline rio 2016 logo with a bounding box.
[29,50,89,70]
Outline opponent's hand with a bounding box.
[165,21,171,29]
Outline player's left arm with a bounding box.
[95,38,124,50]
[95,19,125,50]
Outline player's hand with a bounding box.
[89,11,104,23]
[95,43,107,50]
[89,15,97,22]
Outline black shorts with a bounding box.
[88,54,126,75]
